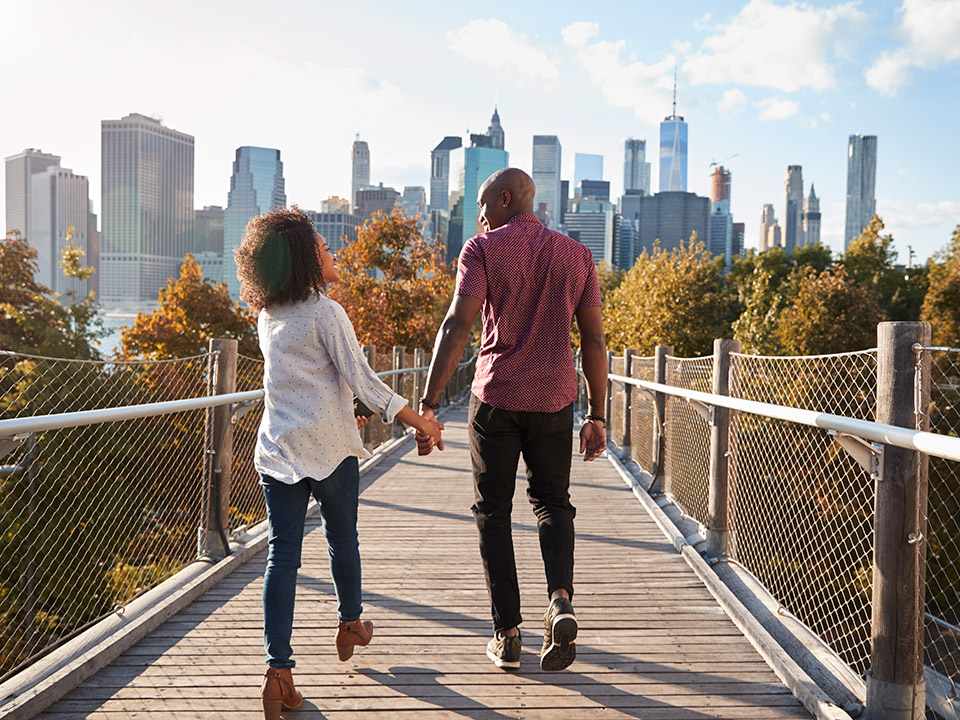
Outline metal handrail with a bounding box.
[0,355,478,438]
[607,373,960,463]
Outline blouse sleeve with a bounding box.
[315,302,408,423]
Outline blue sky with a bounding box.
[2,0,958,261]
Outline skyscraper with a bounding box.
[29,163,93,298]
[710,166,731,202]
[573,153,603,193]
[844,134,877,250]
[100,113,194,308]
[803,185,821,247]
[356,183,400,223]
[630,191,709,256]
[224,146,285,299]
[564,196,616,266]
[782,165,804,253]
[659,73,688,192]
[532,135,562,229]
[5,148,61,238]
[487,107,505,150]
[194,206,224,254]
[429,136,463,214]
[446,142,509,262]
[760,204,777,251]
[624,139,651,196]
[732,223,745,258]
[351,136,370,213]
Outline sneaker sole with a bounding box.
[486,649,521,670]
[540,614,577,671]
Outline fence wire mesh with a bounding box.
[0,351,210,678]
[729,349,878,678]
[0,345,474,682]
[231,355,266,537]
[664,355,713,526]
[630,355,656,475]
[918,349,960,698]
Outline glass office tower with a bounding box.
[224,146,285,300]
[844,134,877,250]
[532,135,562,229]
[659,115,688,193]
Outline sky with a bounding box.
[2,0,959,262]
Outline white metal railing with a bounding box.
[609,374,960,463]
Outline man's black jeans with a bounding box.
[468,393,576,633]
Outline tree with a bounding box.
[118,254,259,360]
[921,224,960,345]
[776,266,884,355]
[732,269,785,355]
[603,239,737,356]
[842,215,910,319]
[327,209,454,349]
[0,231,103,359]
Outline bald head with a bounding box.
[476,168,537,231]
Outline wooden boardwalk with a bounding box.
[38,405,810,719]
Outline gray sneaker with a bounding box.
[486,631,521,670]
[540,597,577,671]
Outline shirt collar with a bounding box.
[506,213,541,226]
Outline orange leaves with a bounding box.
[327,209,454,350]
[118,255,259,361]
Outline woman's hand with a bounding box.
[418,417,445,451]
[356,415,369,430]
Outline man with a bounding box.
[416,167,608,672]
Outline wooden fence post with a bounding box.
[200,337,237,560]
[706,338,740,559]
[619,348,636,458]
[865,322,931,720]
[605,351,614,430]
[362,344,376,445]
[391,346,405,437]
[649,345,673,495]
[413,348,425,413]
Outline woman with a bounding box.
[235,207,444,719]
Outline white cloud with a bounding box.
[819,111,832,122]
[866,0,960,95]
[684,0,867,92]
[673,40,693,53]
[447,19,558,79]
[717,88,747,114]
[695,12,713,30]
[757,97,800,121]
[561,22,675,125]
[877,198,960,230]
[561,21,600,48]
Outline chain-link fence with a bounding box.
[729,350,878,677]
[629,355,656,474]
[917,348,960,701]
[664,355,713,526]
[0,345,475,682]
[0,350,211,679]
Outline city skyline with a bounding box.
[1,1,958,263]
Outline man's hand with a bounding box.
[416,407,445,456]
[579,420,606,462]
[356,415,369,430]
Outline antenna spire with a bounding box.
[672,64,678,118]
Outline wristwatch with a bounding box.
[419,397,440,410]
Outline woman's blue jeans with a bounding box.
[260,456,362,669]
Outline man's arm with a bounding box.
[575,305,607,461]
[417,294,483,453]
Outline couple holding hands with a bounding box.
[235,168,608,719]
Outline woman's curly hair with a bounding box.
[235,207,326,313]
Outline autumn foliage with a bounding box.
[602,239,737,357]
[327,209,454,350]
[118,254,259,360]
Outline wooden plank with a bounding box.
[37,405,809,720]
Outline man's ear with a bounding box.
[500,190,512,207]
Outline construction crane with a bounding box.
[709,154,738,168]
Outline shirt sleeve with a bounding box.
[456,237,486,300]
[577,254,602,308]
[315,302,408,423]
